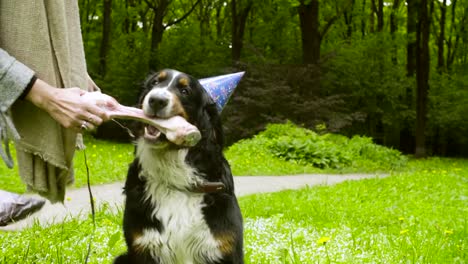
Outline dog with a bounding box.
[114,69,244,264]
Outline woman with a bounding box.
[0,0,117,224]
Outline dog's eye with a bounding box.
[151,79,159,86]
[180,88,189,95]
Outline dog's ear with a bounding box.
[202,92,224,147]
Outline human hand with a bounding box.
[25,79,113,132]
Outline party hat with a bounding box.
[199,72,245,112]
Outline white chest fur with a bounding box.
[134,140,223,263]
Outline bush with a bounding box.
[226,122,407,174]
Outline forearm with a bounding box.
[0,48,35,112]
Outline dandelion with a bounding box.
[444,229,453,235]
[400,229,409,235]
[317,236,331,245]
[66,197,72,201]
[398,217,405,221]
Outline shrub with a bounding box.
[226,122,407,173]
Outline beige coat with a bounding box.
[0,0,88,202]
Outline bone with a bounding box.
[81,92,201,147]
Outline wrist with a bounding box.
[25,79,57,109]
[20,76,38,100]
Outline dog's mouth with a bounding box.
[144,124,167,144]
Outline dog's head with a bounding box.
[138,69,223,148]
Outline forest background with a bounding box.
[79,0,468,157]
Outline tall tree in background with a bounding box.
[436,0,447,72]
[406,0,418,77]
[298,0,321,64]
[99,0,112,77]
[298,0,350,65]
[144,0,200,69]
[390,0,400,63]
[370,0,384,32]
[415,0,430,158]
[399,0,419,153]
[231,0,253,63]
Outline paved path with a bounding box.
[0,174,386,231]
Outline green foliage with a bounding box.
[428,71,468,155]
[225,122,407,175]
[1,158,466,263]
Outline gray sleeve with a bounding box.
[0,48,35,112]
[0,48,35,168]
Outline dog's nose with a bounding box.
[148,95,169,111]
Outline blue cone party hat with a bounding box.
[199,72,245,112]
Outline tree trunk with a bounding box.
[390,0,400,64]
[298,0,320,64]
[437,0,447,72]
[369,0,375,33]
[149,1,167,70]
[399,0,418,153]
[406,0,418,77]
[343,0,355,40]
[361,0,367,37]
[99,0,112,77]
[415,0,430,158]
[377,0,384,32]
[146,0,200,69]
[215,3,224,41]
[231,0,253,63]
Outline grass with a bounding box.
[0,158,466,263]
[0,124,465,263]
[0,136,134,194]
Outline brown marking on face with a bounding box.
[178,77,189,87]
[158,71,167,81]
[215,232,236,255]
[171,95,189,120]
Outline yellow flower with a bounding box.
[92,144,97,148]
[400,229,409,235]
[317,236,331,245]
[66,197,72,201]
[444,229,453,235]
[398,217,405,221]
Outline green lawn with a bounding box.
[0,137,134,194]
[0,158,466,263]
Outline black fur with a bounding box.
[115,70,244,264]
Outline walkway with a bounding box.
[0,174,386,231]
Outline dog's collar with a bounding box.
[191,181,226,193]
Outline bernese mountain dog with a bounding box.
[114,69,244,264]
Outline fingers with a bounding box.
[78,121,95,132]
[83,104,109,123]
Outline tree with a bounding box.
[231,0,253,63]
[298,0,351,65]
[415,0,430,158]
[436,0,447,72]
[144,0,200,69]
[99,0,112,77]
